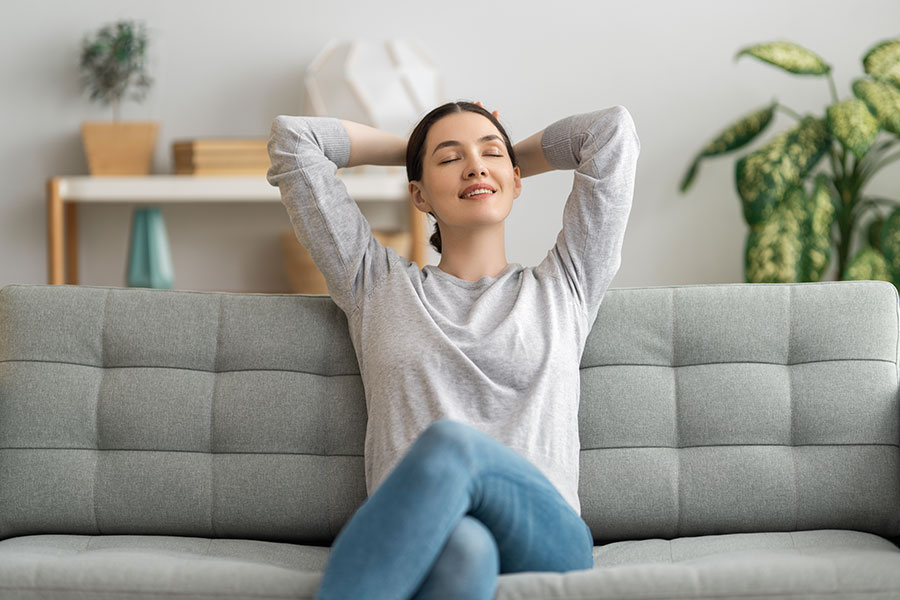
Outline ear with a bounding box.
[512,166,522,200]
[409,181,433,214]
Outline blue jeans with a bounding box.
[313,418,594,600]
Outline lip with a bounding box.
[459,183,497,198]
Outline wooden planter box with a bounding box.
[81,121,159,175]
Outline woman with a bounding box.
[267,99,640,599]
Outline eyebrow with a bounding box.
[431,135,503,156]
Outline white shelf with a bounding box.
[55,171,409,203]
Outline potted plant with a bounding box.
[679,38,900,288]
[79,19,157,175]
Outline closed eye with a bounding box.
[440,153,503,164]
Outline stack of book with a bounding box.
[172,138,269,175]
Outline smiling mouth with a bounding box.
[460,190,496,199]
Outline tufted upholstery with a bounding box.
[578,281,900,542]
[1,280,899,599]
[0,284,367,545]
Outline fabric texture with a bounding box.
[1,279,900,598]
[0,530,898,599]
[266,106,641,515]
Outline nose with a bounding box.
[465,156,487,178]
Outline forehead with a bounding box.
[427,112,502,152]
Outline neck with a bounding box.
[436,222,508,282]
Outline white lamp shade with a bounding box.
[303,39,445,139]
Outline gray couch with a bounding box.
[1,280,900,600]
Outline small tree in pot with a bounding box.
[78,19,158,175]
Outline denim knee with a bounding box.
[414,516,499,599]
[417,419,480,465]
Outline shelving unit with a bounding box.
[45,172,424,289]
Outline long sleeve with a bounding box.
[266,115,388,315]
[537,105,640,325]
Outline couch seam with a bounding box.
[0,588,306,599]
[527,589,899,600]
[0,358,360,377]
[7,356,893,373]
[577,442,898,450]
[92,288,110,535]
[0,447,368,456]
[210,295,223,538]
[673,287,680,539]
[789,286,799,533]
[577,357,896,370]
[5,444,891,454]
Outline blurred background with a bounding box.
[2,0,899,293]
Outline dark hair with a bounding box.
[405,101,519,254]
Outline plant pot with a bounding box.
[81,121,159,175]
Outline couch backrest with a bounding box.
[579,280,900,542]
[0,281,898,545]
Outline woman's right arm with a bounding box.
[267,116,400,314]
[339,119,407,168]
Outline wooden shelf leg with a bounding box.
[47,178,64,284]
[65,203,79,284]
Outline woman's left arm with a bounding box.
[513,128,556,178]
[536,106,641,324]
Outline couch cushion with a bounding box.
[0,284,369,544]
[2,282,899,548]
[579,281,900,542]
[0,534,328,599]
[1,530,898,600]
[503,529,900,599]
[592,528,899,566]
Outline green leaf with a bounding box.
[798,174,835,281]
[862,37,900,89]
[826,98,880,159]
[745,185,806,282]
[879,206,900,281]
[680,102,779,193]
[678,159,700,193]
[853,78,900,135]
[735,41,831,75]
[699,103,778,158]
[735,116,830,226]
[844,246,891,281]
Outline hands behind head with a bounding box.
[475,100,500,120]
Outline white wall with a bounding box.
[2,0,898,292]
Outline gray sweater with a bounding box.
[267,106,640,515]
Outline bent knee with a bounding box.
[409,419,490,480]
[421,418,482,451]
[434,516,499,576]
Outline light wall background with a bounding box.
[2,0,898,292]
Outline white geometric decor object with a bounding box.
[303,38,445,144]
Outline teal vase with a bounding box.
[127,207,175,289]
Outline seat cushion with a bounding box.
[499,529,900,599]
[1,530,899,599]
[0,534,328,599]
